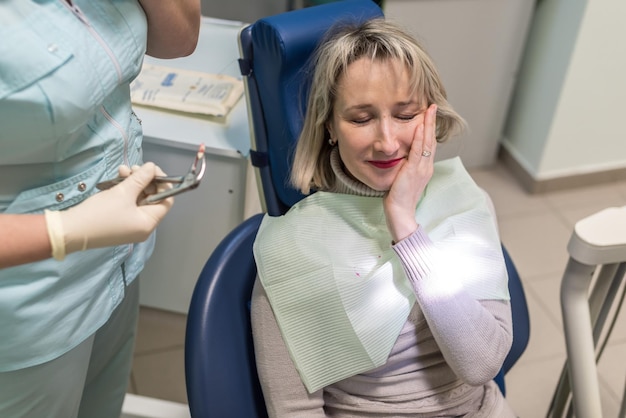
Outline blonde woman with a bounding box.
[252,18,516,417]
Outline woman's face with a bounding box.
[327,57,426,192]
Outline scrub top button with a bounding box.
[77,182,87,192]
[55,192,64,202]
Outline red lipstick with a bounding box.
[369,158,403,169]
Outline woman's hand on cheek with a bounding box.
[383,104,437,243]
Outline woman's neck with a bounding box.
[329,147,385,198]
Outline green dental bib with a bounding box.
[253,157,509,393]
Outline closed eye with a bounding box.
[351,117,372,125]
[397,113,417,121]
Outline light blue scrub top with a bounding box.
[0,0,155,371]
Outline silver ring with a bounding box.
[421,150,432,158]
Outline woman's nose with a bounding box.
[375,117,401,154]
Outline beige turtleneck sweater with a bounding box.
[251,149,517,417]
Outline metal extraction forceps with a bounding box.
[96,143,206,204]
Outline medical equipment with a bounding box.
[548,205,626,418]
[96,143,206,204]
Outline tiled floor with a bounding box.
[128,158,626,417]
[469,161,626,417]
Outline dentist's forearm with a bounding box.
[0,214,51,269]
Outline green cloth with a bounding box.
[253,157,509,392]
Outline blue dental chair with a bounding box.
[184,1,530,416]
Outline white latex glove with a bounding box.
[45,162,174,260]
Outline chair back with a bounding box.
[501,245,530,374]
[238,0,384,215]
[496,245,530,395]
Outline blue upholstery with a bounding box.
[185,213,267,418]
[239,0,384,216]
[185,1,529,416]
[501,245,530,375]
[496,244,530,395]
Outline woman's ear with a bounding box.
[326,121,335,142]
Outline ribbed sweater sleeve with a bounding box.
[392,227,513,385]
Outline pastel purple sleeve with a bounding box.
[392,228,513,385]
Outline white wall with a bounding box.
[203,0,536,169]
[383,0,536,168]
[503,0,626,181]
[201,0,287,24]
[202,0,626,177]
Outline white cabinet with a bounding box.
[139,143,247,314]
[136,18,255,313]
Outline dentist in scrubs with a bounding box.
[0,1,200,417]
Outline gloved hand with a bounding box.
[45,162,174,261]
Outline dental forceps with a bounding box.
[96,143,206,204]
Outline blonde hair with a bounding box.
[290,18,466,195]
